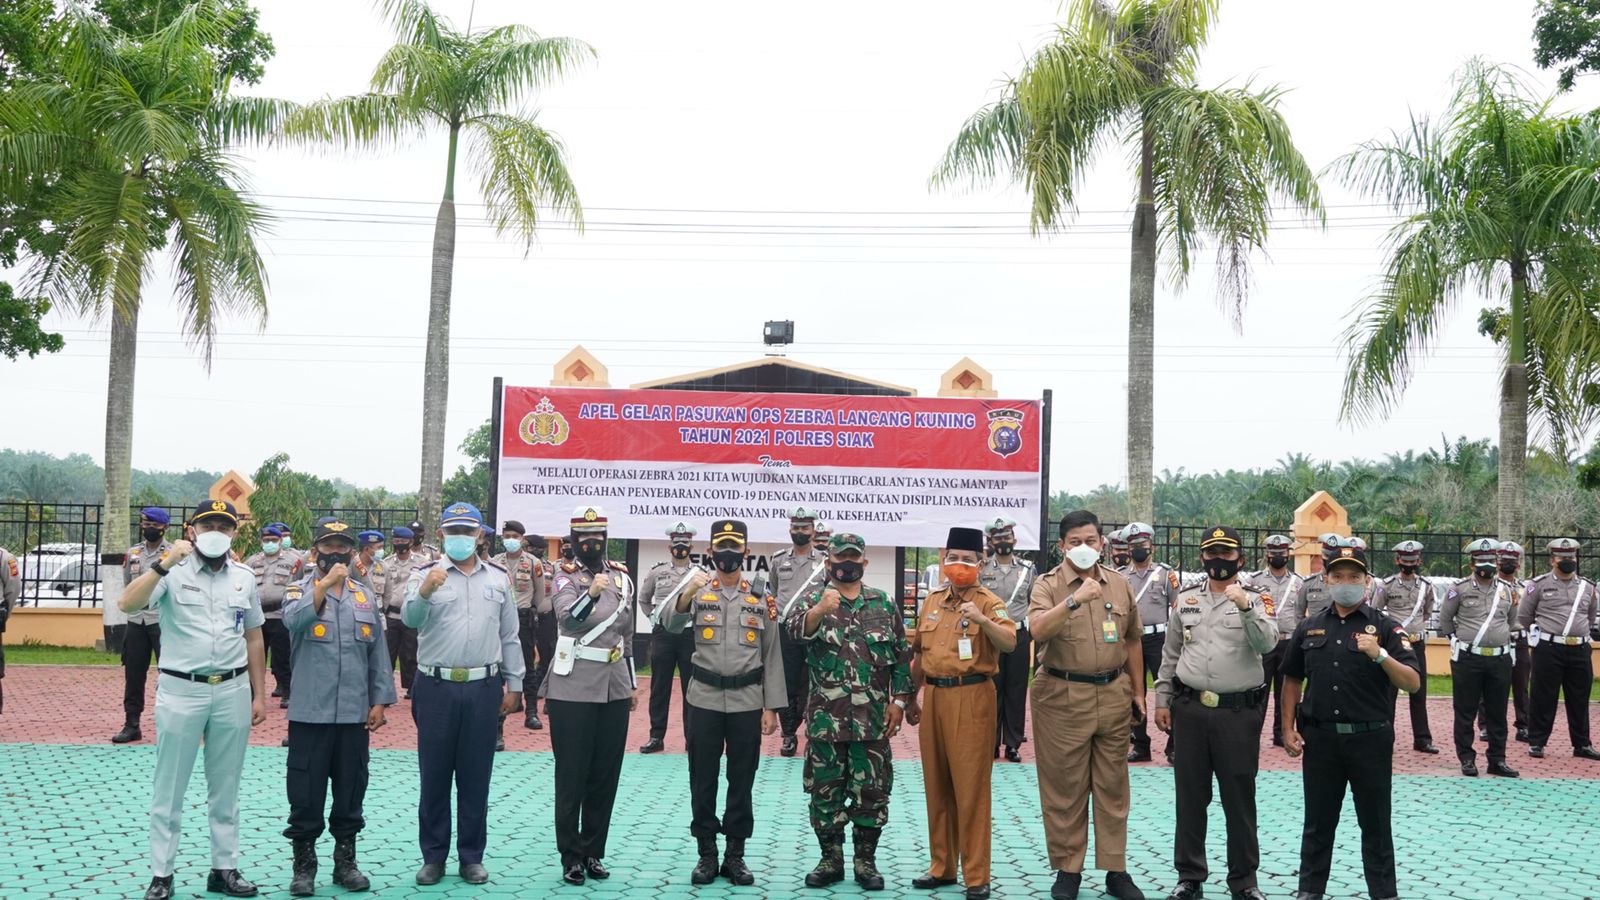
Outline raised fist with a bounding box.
[163,540,194,566]
[421,567,448,597]
[817,588,842,616]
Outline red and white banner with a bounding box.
[494,385,1045,549]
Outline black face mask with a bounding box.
[1204,558,1242,581]
[712,549,744,574]
[1557,558,1578,574]
[142,527,165,543]
[317,551,352,574]
[1474,564,1497,579]
[1497,561,1519,575]
[561,546,574,561]
[790,530,812,546]
[670,544,691,560]
[576,540,605,566]
[1399,563,1419,575]
[1130,546,1152,564]
[830,560,864,583]
[1266,555,1288,569]
[1112,552,1129,565]
[993,541,1015,556]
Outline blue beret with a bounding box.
[391,526,415,540]
[140,507,170,526]
[358,530,384,545]
[267,522,289,533]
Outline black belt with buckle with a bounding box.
[691,664,764,690]
[926,673,991,688]
[1177,683,1267,709]
[1304,718,1388,735]
[160,666,247,685]
[1042,667,1120,685]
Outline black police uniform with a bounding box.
[1281,602,1418,900]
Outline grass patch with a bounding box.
[5,641,120,665]
[1426,672,1600,700]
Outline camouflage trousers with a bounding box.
[802,739,894,833]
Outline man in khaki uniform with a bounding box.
[979,516,1033,764]
[493,520,545,729]
[246,525,303,706]
[1029,510,1146,900]
[908,526,1016,900]
[1122,522,1179,764]
[1371,541,1439,754]
[113,508,174,743]
[380,527,424,699]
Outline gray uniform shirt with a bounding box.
[639,560,705,630]
[771,546,828,620]
[491,551,544,612]
[1518,572,1598,638]
[123,541,172,626]
[1247,568,1302,638]
[541,561,636,702]
[979,556,1036,626]
[1439,576,1517,648]
[402,559,525,692]
[667,578,786,713]
[0,547,19,630]
[283,575,397,723]
[1295,573,1333,622]
[245,551,302,620]
[1370,574,1434,638]
[137,556,264,674]
[381,551,426,618]
[1155,583,1278,707]
[1126,563,1179,631]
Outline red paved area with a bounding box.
[4,665,1599,778]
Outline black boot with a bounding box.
[288,839,317,897]
[332,837,370,891]
[721,836,754,886]
[804,831,845,887]
[852,826,885,890]
[691,835,719,885]
[112,722,142,744]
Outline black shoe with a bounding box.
[1164,749,1176,766]
[563,863,586,885]
[144,875,174,900]
[112,724,142,744]
[1127,748,1152,763]
[1106,870,1146,900]
[1515,726,1530,742]
[967,885,992,899]
[1478,730,1489,742]
[639,738,664,754]
[1415,741,1439,754]
[1460,761,1479,776]
[692,836,719,885]
[459,862,488,884]
[1004,746,1022,763]
[1166,880,1203,900]
[1529,745,1546,758]
[404,689,412,700]
[1232,890,1267,900]
[280,738,289,748]
[525,713,543,730]
[1576,745,1600,760]
[720,836,754,886]
[279,697,289,709]
[781,734,798,757]
[289,839,317,897]
[913,874,959,889]
[495,736,505,752]
[205,869,258,897]
[852,826,885,890]
[1293,893,1326,900]
[1052,871,1082,900]
[415,862,444,885]
[806,832,845,887]
[270,685,284,697]
[584,857,609,879]
[332,837,369,891]
[1488,760,1520,777]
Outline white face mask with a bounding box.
[195,531,232,559]
[1066,544,1101,571]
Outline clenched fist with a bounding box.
[1075,577,1102,604]
[318,563,348,592]
[1224,584,1249,609]
[686,572,710,594]
[163,540,194,567]
[816,588,842,616]
[1355,631,1381,659]
[590,573,612,596]
[420,567,448,597]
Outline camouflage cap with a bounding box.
[828,532,866,555]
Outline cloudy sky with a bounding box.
[4,0,1594,497]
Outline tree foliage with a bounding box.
[440,419,492,512]
[1535,0,1600,92]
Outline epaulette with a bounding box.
[127,543,145,556]
[560,560,580,573]
[1531,572,1553,583]
[650,560,672,569]
[1242,582,1267,593]
[485,560,508,573]
[285,583,304,602]
[607,560,629,573]
[416,561,439,571]
[772,547,793,559]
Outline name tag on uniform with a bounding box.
[957,637,974,660]
[234,609,245,632]
[1102,619,1119,643]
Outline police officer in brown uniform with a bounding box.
[1107,527,1131,570]
[493,520,544,729]
[980,516,1033,763]
[246,526,303,706]
[1246,534,1300,747]
[907,526,1016,899]
[771,507,829,758]
[380,527,424,699]
[1029,510,1146,900]
[1292,534,1343,626]
[1153,526,1276,900]
[1438,539,1518,777]
[1520,537,1600,760]
[1370,541,1438,754]
[113,508,174,744]
[639,522,705,753]
[1122,522,1179,764]
[1489,541,1533,742]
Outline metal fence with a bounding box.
[1,502,416,609]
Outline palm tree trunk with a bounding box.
[1126,119,1158,523]
[1498,263,1528,542]
[418,125,461,528]
[101,306,137,628]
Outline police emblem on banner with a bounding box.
[519,396,570,446]
[986,408,1025,458]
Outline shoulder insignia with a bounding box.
[6,557,16,578]
[765,595,778,620]
[285,584,304,601]
[417,561,439,571]
[560,560,580,573]
[607,560,629,573]
[651,560,671,569]
[1167,570,1180,589]
[485,560,508,573]
[1392,624,1406,635]
[1260,592,1276,616]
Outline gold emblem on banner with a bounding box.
[519,396,570,446]
[986,408,1025,459]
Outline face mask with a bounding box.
[195,531,232,559]
[790,530,812,546]
[670,543,691,560]
[443,535,477,562]
[280,537,294,550]
[1497,560,1518,575]
[830,560,864,583]
[1065,544,1100,571]
[712,549,744,574]
[1330,583,1366,608]
[142,527,165,543]
[1474,564,1496,579]
[393,543,411,556]
[1112,553,1129,566]
[561,546,574,561]
[992,541,1015,556]
[318,551,352,574]
[260,540,281,555]
[942,561,978,587]
[1266,555,1288,569]
[375,548,387,560]
[576,540,605,566]
[502,538,522,554]
[1399,564,1419,575]
[1204,557,1242,581]
[1129,546,1152,564]
[1557,558,1578,574]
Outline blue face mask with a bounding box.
[281,536,294,550]
[502,538,522,554]
[261,540,280,555]
[443,534,477,562]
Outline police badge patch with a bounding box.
[986,408,1025,458]
[519,396,570,446]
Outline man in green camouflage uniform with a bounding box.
[785,533,912,892]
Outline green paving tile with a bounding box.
[3,743,1600,897]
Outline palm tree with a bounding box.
[286,0,590,526]
[931,0,1323,523]
[0,4,285,575]
[1331,60,1600,542]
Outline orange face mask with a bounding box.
[942,561,978,587]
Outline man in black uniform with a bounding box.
[1280,540,1420,900]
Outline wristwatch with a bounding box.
[150,560,169,577]
[892,698,908,710]
[1065,592,1080,611]
[1374,648,1390,664]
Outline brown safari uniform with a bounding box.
[912,584,1016,888]
[1029,563,1141,873]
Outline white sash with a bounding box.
[1400,577,1429,632]
[652,566,703,628]
[1560,580,1590,637]
[780,560,828,618]
[1468,581,1506,650]
[1132,565,1165,607]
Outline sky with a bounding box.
[5,0,1597,497]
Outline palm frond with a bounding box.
[279,92,430,150]
[461,31,594,114]
[377,0,450,50]
[370,42,459,112]
[464,111,583,244]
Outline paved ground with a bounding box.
[4,666,1600,898]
